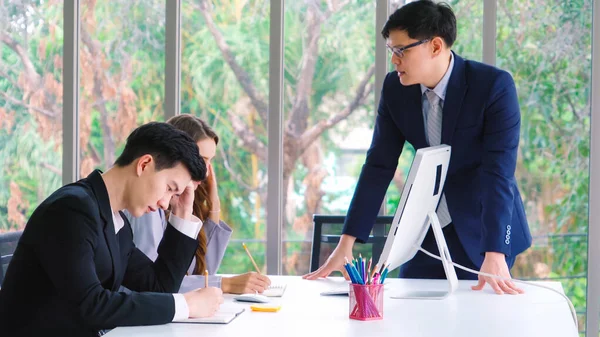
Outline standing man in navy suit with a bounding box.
[305,0,532,295]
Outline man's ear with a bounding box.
[135,154,154,177]
[431,36,444,56]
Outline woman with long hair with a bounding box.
[125,114,271,294]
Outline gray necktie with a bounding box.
[425,90,452,228]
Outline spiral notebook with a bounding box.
[174,307,245,324]
[263,283,287,297]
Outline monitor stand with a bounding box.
[389,211,459,300]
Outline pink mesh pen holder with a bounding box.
[349,283,384,321]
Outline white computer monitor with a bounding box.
[377,144,458,299]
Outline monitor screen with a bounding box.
[377,145,451,272]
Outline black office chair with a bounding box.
[0,230,22,286]
[310,215,394,272]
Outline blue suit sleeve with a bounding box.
[480,71,521,256]
[342,73,406,243]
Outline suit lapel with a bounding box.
[441,52,468,145]
[88,170,122,290]
[402,84,429,149]
[103,216,122,290]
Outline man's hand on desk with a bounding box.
[183,287,224,318]
[302,234,354,280]
[471,252,524,295]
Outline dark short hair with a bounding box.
[115,122,206,181]
[382,0,456,48]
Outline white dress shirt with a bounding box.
[420,52,455,137]
[419,52,455,228]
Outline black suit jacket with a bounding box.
[0,170,198,337]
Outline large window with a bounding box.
[181,0,270,274]
[79,0,166,177]
[0,0,63,233]
[2,2,599,333]
[497,0,593,333]
[281,0,376,275]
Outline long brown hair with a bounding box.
[167,114,219,275]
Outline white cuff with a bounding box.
[172,293,190,321]
[169,213,203,239]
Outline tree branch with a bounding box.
[40,162,61,176]
[0,34,61,120]
[324,0,350,17]
[286,2,323,138]
[0,91,56,118]
[227,110,268,163]
[219,146,262,192]
[196,0,269,125]
[563,88,583,122]
[554,70,583,122]
[80,27,116,167]
[0,33,41,86]
[0,68,19,88]
[299,64,375,152]
[499,0,517,29]
[87,140,102,164]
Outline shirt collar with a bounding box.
[420,52,455,100]
[112,208,125,234]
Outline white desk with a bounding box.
[105,276,577,337]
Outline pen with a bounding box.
[350,260,365,284]
[373,273,380,285]
[242,242,261,274]
[366,258,372,284]
[380,265,390,284]
[345,257,363,284]
[378,261,386,275]
[371,263,379,282]
[344,257,356,284]
[344,262,357,284]
[358,254,363,281]
[350,262,364,285]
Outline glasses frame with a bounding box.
[386,38,430,58]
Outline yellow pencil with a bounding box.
[242,242,261,274]
[204,269,209,288]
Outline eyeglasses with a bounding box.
[386,39,430,58]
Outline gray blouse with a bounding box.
[123,209,232,292]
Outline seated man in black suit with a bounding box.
[0,122,224,337]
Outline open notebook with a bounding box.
[174,307,245,324]
[263,283,286,297]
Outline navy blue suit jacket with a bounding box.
[343,53,532,267]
